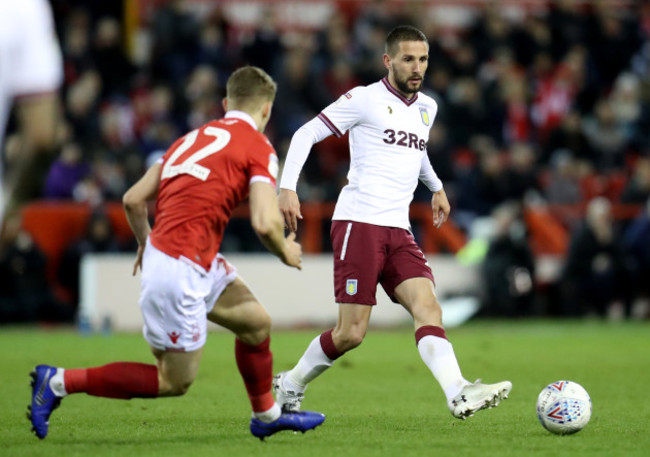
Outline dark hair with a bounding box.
[385,25,428,56]
[226,66,277,109]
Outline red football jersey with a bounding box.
[149,112,278,271]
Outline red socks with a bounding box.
[62,340,275,410]
[415,325,447,345]
[320,329,343,360]
[64,362,159,399]
[235,337,275,413]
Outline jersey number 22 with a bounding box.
[161,126,231,181]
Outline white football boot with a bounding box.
[448,379,512,419]
[273,371,304,412]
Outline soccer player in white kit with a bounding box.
[274,25,512,419]
[0,0,62,226]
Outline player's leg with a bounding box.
[28,348,204,439]
[384,229,511,419]
[208,276,276,417]
[152,348,203,396]
[275,302,372,411]
[36,346,200,400]
[284,303,372,391]
[393,276,512,419]
[332,303,373,352]
[208,275,325,439]
[275,221,380,412]
[29,328,203,439]
[393,277,470,400]
[381,229,465,402]
[28,239,208,439]
[28,356,166,440]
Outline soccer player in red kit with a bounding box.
[28,66,325,440]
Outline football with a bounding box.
[536,380,591,435]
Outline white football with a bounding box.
[536,380,591,435]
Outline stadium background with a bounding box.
[1,0,650,326]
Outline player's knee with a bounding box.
[243,308,272,345]
[158,376,195,397]
[248,327,270,346]
[334,329,365,352]
[424,299,442,314]
[411,299,442,323]
[164,379,194,397]
[258,310,272,334]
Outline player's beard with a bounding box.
[392,66,423,95]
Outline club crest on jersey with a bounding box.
[420,107,430,126]
[346,279,358,295]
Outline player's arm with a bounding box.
[3,94,60,217]
[123,162,161,274]
[17,94,59,151]
[250,181,302,270]
[3,0,63,218]
[431,188,450,229]
[419,154,449,228]
[279,117,335,232]
[280,88,363,231]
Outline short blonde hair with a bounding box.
[226,66,277,110]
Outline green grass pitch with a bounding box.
[1,320,648,457]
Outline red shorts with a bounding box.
[330,220,434,305]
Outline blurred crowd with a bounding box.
[1,0,650,322]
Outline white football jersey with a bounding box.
[319,78,439,229]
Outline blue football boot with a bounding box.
[27,365,62,439]
[250,410,325,440]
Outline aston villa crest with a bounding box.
[346,279,358,295]
[419,107,430,126]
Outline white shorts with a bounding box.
[139,238,238,352]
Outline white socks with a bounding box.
[417,335,468,400]
[253,403,282,423]
[284,335,334,393]
[49,368,68,397]
[280,332,468,402]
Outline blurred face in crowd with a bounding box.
[385,40,429,98]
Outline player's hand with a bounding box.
[431,188,450,229]
[132,244,145,276]
[278,188,302,232]
[282,231,302,270]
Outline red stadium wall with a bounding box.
[17,200,643,302]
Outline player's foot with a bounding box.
[448,379,512,420]
[273,371,304,412]
[250,410,325,440]
[27,365,62,439]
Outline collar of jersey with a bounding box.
[225,110,258,130]
[381,77,419,106]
